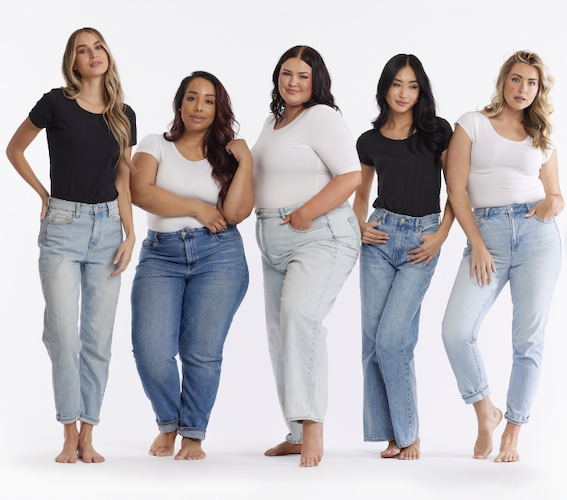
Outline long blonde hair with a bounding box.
[61,27,133,170]
[482,51,554,152]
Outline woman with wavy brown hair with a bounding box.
[6,27,136,463]
[131,71,253,460]
[442,51,562,462]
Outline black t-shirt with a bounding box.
[29,88,137,203]
[357,117,452,217]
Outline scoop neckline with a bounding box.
[170,139,208,164]
[74,99,104,116]
[483,113,529,144]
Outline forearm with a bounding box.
[447,188,484,247]
[7,149,49,201]
[219,160,254,225]
[133,184,212,218]
[352,193,370,226]
[117,187,135,241]
[299,171,362,220]
[437,199,455,237]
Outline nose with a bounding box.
[193,99,203,111]
[289,75,298,87]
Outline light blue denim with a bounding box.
[38,197,123,425]
[442,202,561,424]
[131,225,248,441]
[256,203,360,444]
[361,208,440,448]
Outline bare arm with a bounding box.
[112,149,135,276]
[352,163,389,244]
[6,117,49,217]
[131,151,227,233]
[407,149,455,266]
[282,170,362,230]
[526,150,564,219]
[219,139,254,225]
[446,124,495,286]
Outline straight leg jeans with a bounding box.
[442,203,561,424]
[131,225,248,441]
[256,204,360,444]
[361,208,440,448]
[38,197,123,425]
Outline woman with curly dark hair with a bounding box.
[253,46,361,467]
[353,54,453,460]
[130,71,253,460]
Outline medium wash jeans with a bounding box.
[38,197,123,425]
[256,203,360,444]
[361,208,440,448]
[131,225,248,441]
[442,203,561,424]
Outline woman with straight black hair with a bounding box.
[353,54,453,459]
[253,45,361,467]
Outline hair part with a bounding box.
[482,50,554,152]
[270,45,338,122]
[61,27,133,170]
[165,71,239,204]
[373,54,446,162]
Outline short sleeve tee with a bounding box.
[29,88,137,203]
[135,134,221,232]
[356,117,452,217]
[252,105,360,209]
[457,111,549,209]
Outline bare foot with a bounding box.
[149,431,177,457]
[380,440,401,458]
[55,423,79,463]
[300,421,323,467]
[473,397,502,459]
[399,438,420,460]
[175,438,206,460]
[495,422,521,463]
[264,441,302,456]
[77,423,104,463]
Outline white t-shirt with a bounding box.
[135,134,221,232]
[457,111,551,209]
[252,105,360,209]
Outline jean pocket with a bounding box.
[287,215,328,233]
[214,226,241,242]
[532,214,555,224]
[46,209,75,225]
[473,214,486,227]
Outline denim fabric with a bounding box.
[361,208,440,448]
[442,202,561,424]
[38,197,123,425]
[131,225,248,441]
[256,203,360,444]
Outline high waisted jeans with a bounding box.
[442,202,561,424]
[256,203,360,444]
[361,208,440,448]
[131,225,248,440]
[38,197,123,425]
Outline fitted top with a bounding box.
[29,88,137,203]
[457,111,551,209]
[135,134,221,232]
[357,117,452,217]
[252,105,360,209]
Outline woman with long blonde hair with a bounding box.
[442,51,562,462]
[6,27,136,463]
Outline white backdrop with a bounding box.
[1,1,565,499]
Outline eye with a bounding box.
[187,96,195,101]
[528,81,537,86]
[410,85,419,90]
[78,49,87,54]
[511,77,520,83]
[300,75,309,79]
[95,45,104,50]
[392,83,400,87]
[206,100,215,105]
[282,71,291,77]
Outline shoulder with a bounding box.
[123,104,136,121]
[136,134,164,155]
[357,128,380,147]
[306,104,341,120]
[305,104,346,133]
[435,116,452,132]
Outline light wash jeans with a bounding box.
[361,208,440,448]
[131,225,248,441]
[38,197,123,425]
[256,203,360,444]
[442,202,561,424]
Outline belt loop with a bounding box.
[75,202,81,218]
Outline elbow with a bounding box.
[223,205,254,225]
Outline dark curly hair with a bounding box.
[373,54,446,162]
[270,45,339,122]
[165,71,238,203]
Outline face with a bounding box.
[278,57,313,109]
[73,31,109,79]
[503,63,539,111]
[385,65,419,114]
[180,77,216,134]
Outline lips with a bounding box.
[515,96,526,102]
[90,61,102,68]
[286,89,299,94]
[190,115,205,122]
[395,101,409,106]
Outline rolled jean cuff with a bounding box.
[179,427,206,441]
[157,419,179,434]
[463,387,491,405]
[57,410,81,424]
[79,413,100,426]
[505,413,529,425]
[285,433,302,445]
